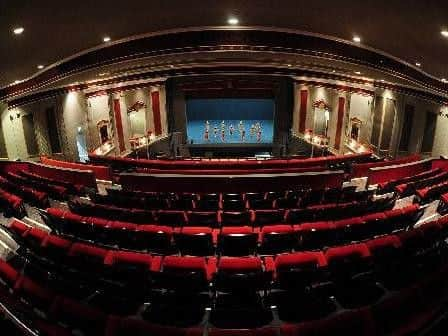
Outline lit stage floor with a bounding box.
[186,120,273,145]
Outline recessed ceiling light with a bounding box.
[103,36,111,42]
[13,27,24,35]
[441,30,448,37]
[37,65,44,70]
[227,17,239,25]
[415,62,421,67]
[354,71,361,75]
[353,36,361,43]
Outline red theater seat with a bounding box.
[215,256,272,292]
[296,221,336,250]
[175,226,214,256]
[187,211,218,227]
[134,225,173,252]
[325,243,371,280]
[275,251,327,290]
[158,256,216,291]
[41,234,72,262]
[220,211,251,226]
[66,243,107,273]
[8,219,30,237]
[259,225,296,254]
[218,226,257,256]
[157,210,187,226]
[251,209,284,226]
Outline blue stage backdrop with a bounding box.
[186,98,275,144]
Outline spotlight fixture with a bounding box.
[354,71,361,75]
[353,36,361,43]
[37,65,44,70]
[441,30,448,37]
[103,36,111,42]
[287,64,292,67]
[227,17,239,25]
[415,62,421,67]
[13,27,24,35]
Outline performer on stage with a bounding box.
[238,120,244,135]
[229,124,234,136]
[205,120,210,132]
[204,129,209,141]
[213,126,218,138]
[241,128,246,142]
[221,128,226,142]
[250,124,255,138]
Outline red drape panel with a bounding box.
[113,99,125,152]
[334,97,345,150]
[151,91,162,136]
[299,90,308,133]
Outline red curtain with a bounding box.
[334,97,345,150]
[113,99,125,152]
[151,91,162,136]
[299,90,308,133]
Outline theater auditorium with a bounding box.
[1,1,448,335]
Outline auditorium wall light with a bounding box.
[441,30,448,37]
[415,62,421,67]
[103,36,111,42]
[13,27,24,35]
[353,36,361,43]
[228,17,239,25]
[37,65,44,69]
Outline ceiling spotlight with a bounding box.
[354,71,361,75]
[37,65,44,70]
[13,27,24,35]
[287,64,292,67]
[415,62,421,67]
[103,36,111,42]
[227,17,239,25]
[332,70,336,73]
[441,30,448,37]
[353,36,361,43]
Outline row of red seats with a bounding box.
[42,204,420,255]
[3,215,448,336]
[395,170,448,197]
[351,154,421,178]
[378,168,441,194]
[416,180,448,203]
[0,175,49,208]
[0,187,26,219]
[20,169,84,195]
[41,156,113,181]
[68,197,391,227]
[7,216,445,292]
[5,171,68,200]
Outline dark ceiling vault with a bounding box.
[1,0,448,87]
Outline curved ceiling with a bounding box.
[2,0,448,89]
